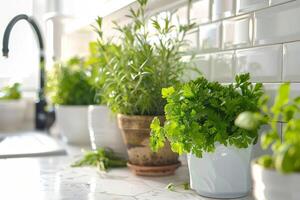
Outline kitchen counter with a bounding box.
[0,145,254,200]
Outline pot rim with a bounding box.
[117,113,164,119]
[88,104,106,108]
[251,159,300,176]
[55,104,90,108]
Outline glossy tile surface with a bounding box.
[190,0,210,24]
[211,51,234,82]
[254,1,300,45]
[235,45,282,82]
[222,14,252,49]
[212,0,235,20]
[185,28,199,51]
[283,41,300,82]
[270,0,295,6]
[193,54,211,79]
[0,144,254,200]
[199,22,221,51]
[236,0,268,14]
[173,5,189,25]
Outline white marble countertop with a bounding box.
[0,145,254,200]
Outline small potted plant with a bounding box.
[0,83,26,131]
[235,83,300,200]
[47,57,97,145]
[150,73,264,198]
[94,0,195,175]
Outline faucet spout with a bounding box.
[2,14,50,130]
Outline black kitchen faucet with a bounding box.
[2,14,54,130]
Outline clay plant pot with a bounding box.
[117,114,180,176]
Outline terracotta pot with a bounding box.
[117,114,179,167]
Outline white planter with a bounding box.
[0,100,26,132]
[55,105,90,145]
[252,162,300,200]
[88,105,127,158]
[187,145,252,199]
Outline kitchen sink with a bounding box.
[0,132,66,158]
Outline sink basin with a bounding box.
[0,132,66,158]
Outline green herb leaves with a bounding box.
[71,148,127,171]
[166,182,190,191]
[47,56,98,105]
[0,83,22,100]
[150,73,263,157]
[93,0,196,115]
[236,83,300,173]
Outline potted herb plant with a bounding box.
[235,83,300,200]
[150,73,264,198]
[47,57,97,145]
[0,83,26,131]
[86,42,127,158]
[94,0,195,175]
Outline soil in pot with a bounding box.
[117,114,180,176]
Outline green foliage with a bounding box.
[150,73,263,157]
[71,148,127,171]
[166,183,175,191]
[236,83,300,173]
[93,0,197,115]
[47,56,99,105]
[166,182,190,191]
[0,83,22,100]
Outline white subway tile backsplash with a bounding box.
[222,14,252,49]
[190,0,210,24]
[252,123,282,159]
[235,45,282,82]
[154,0,300,102]
[199,22,221,51]
[193,54,211,79]
[211,51,234,82]
[184,29,199,51]
[283,41,300,82]
[173,5,189,25]
[182,55,210,81]
[212,0,235,21]
[236,0,268,14]
[254,1,300,45]
[270,0,295,6]
[263,83,300,106]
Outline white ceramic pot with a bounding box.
[88,105,127,158]
[187,145,253,199]
[252,162,300,200]
[55,105,90,145]
[0,100,26,132]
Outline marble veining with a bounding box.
[0,146,254,200]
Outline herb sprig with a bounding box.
[71,148,127,171]
[0,83,22,100]
[93,0,197,115]
[236,83,300,173]
[47,57,99,105]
